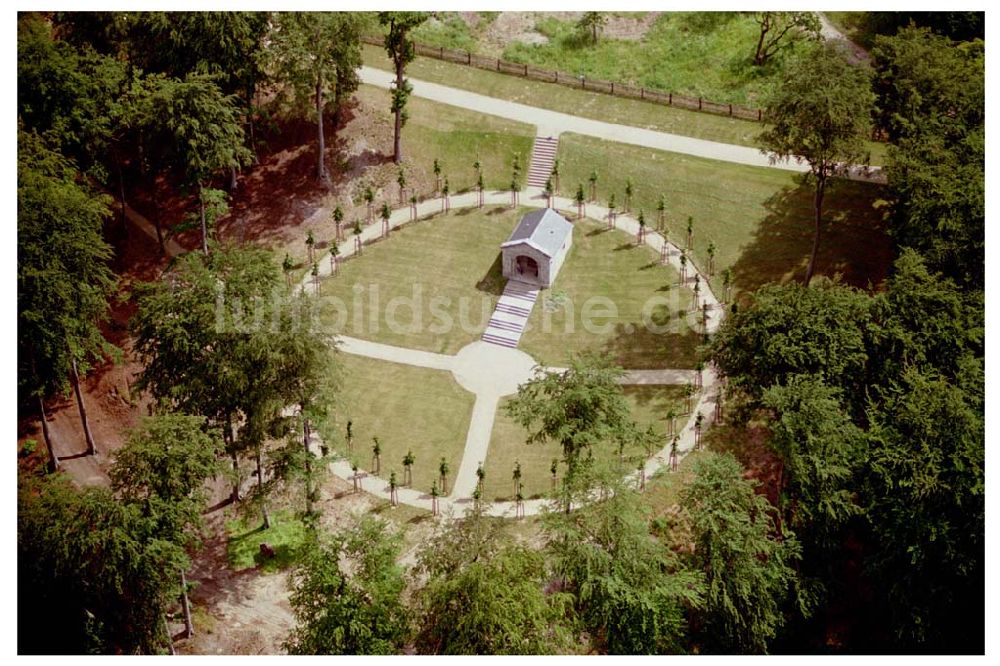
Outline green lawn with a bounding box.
[355,84,535,196]
[318,206,522,354]
[518,217,700,369]
[553,133,892,298]
[483,385,688,502]
[327,354,474,494]
[227,509,308,573]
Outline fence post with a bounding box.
[729,104,732,117]
[758,109,762,121]
[611,82,614,95]
[641,87,644,100]
[497,58,500,71]
[467,51,471,65]
[669,92,672,106]
[699,97,703,111]
[440,46,444,59]
[524,63,528,77]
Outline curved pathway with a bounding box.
[305,187,724,517]
[359,66,886,184]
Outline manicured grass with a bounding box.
[226,510,308,573]
[354,84,535,196]
[482,385,688,502]
[518,217,701,369]
[553,133,892,298]
[329,354,474,494]
[318,206,521,354]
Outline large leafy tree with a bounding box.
[545,485,704,654]
[285,517,409,654]
[871,27,984,289]
[862,366,984,652]
[18,473,185,654]
[18,130,117,463]
[505,354,637,503]
[378,11,428,164]
[413,506,574,654]
[682,453,801,654]
[147,73,251,254]
[758,42,874,284]
[109,414,223,638]
[270,12,364,184]
[762,376,862,542]
[708,280,871,416]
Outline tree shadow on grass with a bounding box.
[601,318,703,370]
[729,177,891,298]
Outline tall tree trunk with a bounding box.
[316,76,327,184]
[227,414,240,503]
[246,86,259,165]
[161,614,176,655]
[393,61,404,164]
[70,356,96,457]
[754,17,770,65]
[805,174,826,285]
[179,570,194,638]
[302,415,313,517]
[229,166,238,193]
[36,393,58,473]
[115,152,128,235]
[256,446,270,529]
[198,182,209,256]
[151,175,165,253]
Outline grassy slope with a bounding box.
[553,133,892,299]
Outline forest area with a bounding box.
[15,10,985,656]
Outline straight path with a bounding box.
[359,66,885,184]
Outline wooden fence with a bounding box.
[362,36,764,122]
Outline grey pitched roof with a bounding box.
[500,208,572,258]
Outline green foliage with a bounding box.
[545,485,704,654]
[414,507,574,654]
[110,414,223,544]
[17,130,117,402]
[505,355,636,476]
[18,474,185,654]
[862,365,984,651]
[762,376,862,540]
[872,27,984,289]
[682,453,800,653]
[709,280,871,413]
[285,517,409,654]
[577,12,607,44]
[749,12,820,66]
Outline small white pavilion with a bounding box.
[500,208,573,288]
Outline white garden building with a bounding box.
[500,208,573,289]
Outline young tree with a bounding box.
[682,452,801,653]
[271,12,364,184]
[439,457,450,494]
[402,450,415,486]
[574,182,585,219]
[379,11,428,163]
[18,130,117,461]
[110,414,223,638]
[506,355,637,504]
[285,517,409,654]
[750,12,820,66]
[578,12,607,44]
[758,43,874,284]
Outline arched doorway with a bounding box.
[515,255,539,280]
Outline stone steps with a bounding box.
[481,280,540,349]
[526,136,559,188]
